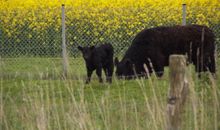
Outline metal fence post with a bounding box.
[182,4,186,26]
[62,4,68,78]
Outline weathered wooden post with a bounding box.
[167,55,189,130]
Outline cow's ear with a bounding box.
[125,59,132,65]
[78,46,83,51]
[114,57,119,66]
[125,59,133,69]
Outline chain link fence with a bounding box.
[0,5,220,79]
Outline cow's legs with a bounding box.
[208,54,216,75]
[150,53,165,77]
[104,65,114,83]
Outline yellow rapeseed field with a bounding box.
[1,0,220,49]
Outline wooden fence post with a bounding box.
[167,55,189,130]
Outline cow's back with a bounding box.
[132,25,215,55]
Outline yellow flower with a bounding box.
[0,0,219,46]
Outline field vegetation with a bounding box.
[0,58,220,129]
[0,0,220,129]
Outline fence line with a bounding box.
[0,4,220,78]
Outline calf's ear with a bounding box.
[114,57,119,66]
[78,46,83,51]
[90,45,95,50]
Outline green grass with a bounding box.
[0,57,220,130]
[0,57,86,79]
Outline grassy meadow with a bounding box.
[0,57,220,130]
[1,0,220,129]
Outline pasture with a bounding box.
[0,57,220,130]
[1,0,220,129]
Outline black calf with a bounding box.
[78,43,114,84]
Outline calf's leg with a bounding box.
[96,66,103,83]
[86,70,93,84]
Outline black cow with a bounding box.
[115,25,216,79]
[78,43,114,83]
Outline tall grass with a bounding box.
[0,65,219,130]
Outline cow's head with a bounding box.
[78,46,95,60]
[114,57,134,79]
